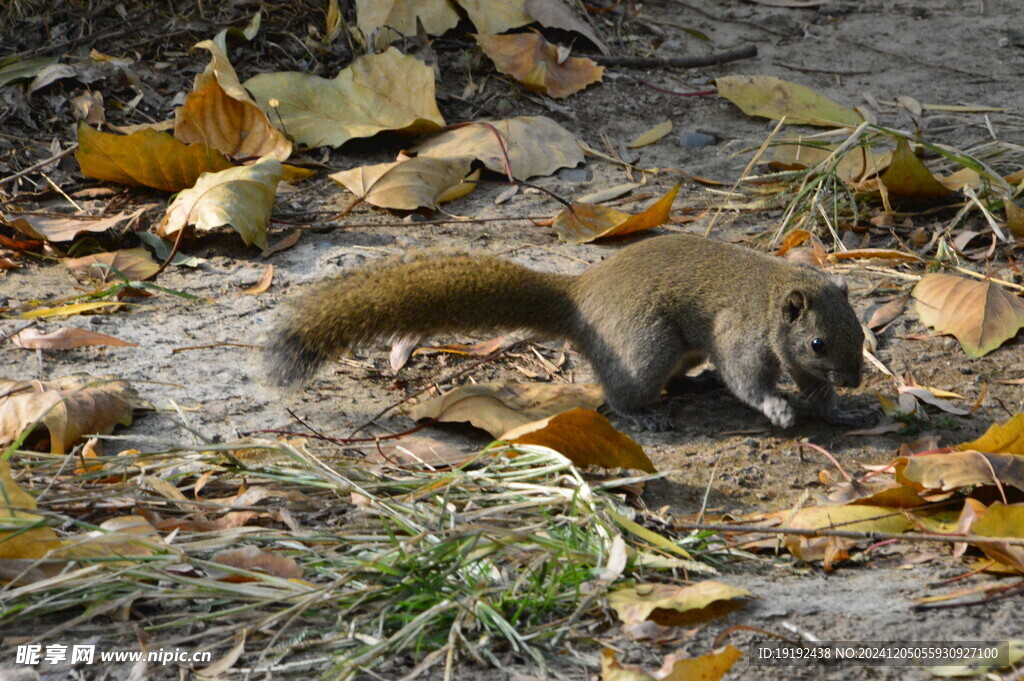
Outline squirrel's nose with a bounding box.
[835,368,861,388]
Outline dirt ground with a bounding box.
[2,1,1024,679]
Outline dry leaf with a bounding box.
[765,139,889,182]
[11,327,138,349]
[159,157,283,249]
[0,56,59,88]
[246,47,445,149]
[524,0,610,55]
[879,139,953,199]
[502,408,656,472]
[213,545,303,579]
[781,504,914,561]
[65,247,160,282]
[76,122,233,192]
[369,435,471,467]
[600,647,741,681]
[355,0,461,47]
[413,335,507,358]
[4,208,145,243]
[0,374,137,454]
[329,156,472,210]
[970,503,1024,572]
[459,0,531,34]
[413,115,582,180]
[896,452,1024,495]
[174,41,292,161]
[262,229,301,257]
[867,294,909,330]
[628,121,673,148]
[1006,199,1024,238]
[716,75,863,127]
[0,459,64,560]
[607,581,749,628]
[958,414,1024,454]
[475,32,604,99]
[552,183,679,243]
[912,273,1024,357]
[17,301,124,319]
[407,382,604,437]
[242,265,274,294]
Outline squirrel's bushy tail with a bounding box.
[261,251,577,389]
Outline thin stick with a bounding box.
[0,145,78,187]
[676,520,1024,547]
[590,45,757,68]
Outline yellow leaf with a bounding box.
[782,504,913,561]
[912,273,1024,357]
[627,120,672,148]
[475,32,604,98]
[245,48,445,149]
[716,75,863,127]
[17,301,125,319]
[0,460,63,560]
[355,0,460,48]
[76,122,233,192]
[553,183,679,243]
[502,408,655,472]
[413,115,582,180]
[607,581,749,628]
[436,167,480,204]
[330,156,473,210]
[958,414,1024,454]
[460,0,531,33]
[242,264,274,295]
[879,139,953,199]
[159,157,283,249]
[896,451,1024,495]
[1006,198,1024,238]
[601,647,742,681]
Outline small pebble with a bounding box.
[557,167,593,183]
[678,131,718,148]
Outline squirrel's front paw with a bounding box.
[762,396,795,428]
[823,407,879,428]
[620,408,674,432]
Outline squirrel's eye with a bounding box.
[811,338,826,354]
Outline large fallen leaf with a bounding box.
[459,0,531,34]
[895,451,1024,495]
[159,157,283,249]
[502,408,655,472]
[407,382,604,437]
[355,0,461,47]
[0,374,137,454]
[782,504,914,561]
[11,327,138,349]
[329,156,472,210]
[0,459,63,560]
[970,503,1024,572]
[245,48,445,149]
[64,247,160,282]
[879,139,953,199]
[5,208,145,242]
[912,273,1024,357]
[601,647,741,681]
[524,0,610,55]
[765,139,890,182]
[552,183,679,243]
[607,581,749,627]
[76,122,233,192]
[958,414,1024,454]
[475,32,604,99]
[412,115,582,180]
[174,41,292,161]
[716,75,863,127]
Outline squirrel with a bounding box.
[260,233,867,431]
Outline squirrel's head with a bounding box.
[776,275,863,387]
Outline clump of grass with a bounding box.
[2,439,717,680]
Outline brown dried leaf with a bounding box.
[553,184,679,243]
[866,294,909,330]
[5,208,145,243]
[174,41,292,161]
[245,47,445,149]
[329,156,472,210]
[475,32,604,99]
[880,139,954,199]
[11,327,138,349]
[0,374,137,454]
[607,582,749,628]
[407,382,604,437]
[501,408,655,472]
[242,265,274,295]
[213,545,303,579]
[600,647,742,681]
[261,229,301,258]
[412,115,582,180]
[912,273,1024,357]
[355,0,460,47]
[65,247,160,282]
[159,157,283,249]
[76,122,233,192]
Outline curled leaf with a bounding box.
[475,32,604,98]
[553,183,679,243]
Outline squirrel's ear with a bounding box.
[783,290,807,322]
[831,275,849,295]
